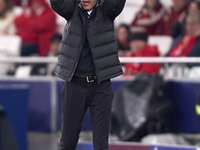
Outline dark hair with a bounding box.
[128,32,148,42]
[117,23,131,36]
[50,34,62,43]
[0,0,13,17]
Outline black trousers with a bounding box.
[60,78,114,150]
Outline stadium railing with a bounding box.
[0,56,199,63]
[0,56,199,79]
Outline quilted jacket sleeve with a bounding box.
[50,0,76,20]
[102,0,126,20]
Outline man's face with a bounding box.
[130,40,146,54]
[189,2,199,14]
[50,40,61,56]
[146,0,157,9]
[117,26,129,43]
[31,1,43,12]
[81,0,98,11]
[185,16,200,36]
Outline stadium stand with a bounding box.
[1,0,200,150]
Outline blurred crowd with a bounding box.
[1,0,200,77]
[0,0,61,56]
[0,0,64,75]
[116,0,200,77]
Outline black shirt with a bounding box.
[74,37,95,76]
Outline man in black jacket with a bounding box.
[50,0,126,149]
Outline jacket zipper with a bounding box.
[69,41,85,82]
[69,3,100,83]
[69,6,86,81]
[86,10,100,84]
[69,3,99,82]
[86,3,100,84]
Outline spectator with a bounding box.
[124,32,160,76]
[31,33,62,75]
[188,0,200,14]
[172,0,200,38]
[48,33,61,56]
[0,0,15,35]
[46,33,62,75]
[167,14,200,57]
[130,0,166,35]
[116,23,130,51]
[161,0,189,35]
[14,0,56,56]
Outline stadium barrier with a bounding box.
[0,56,200,63]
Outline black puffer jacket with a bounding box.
[50,0,126,82]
